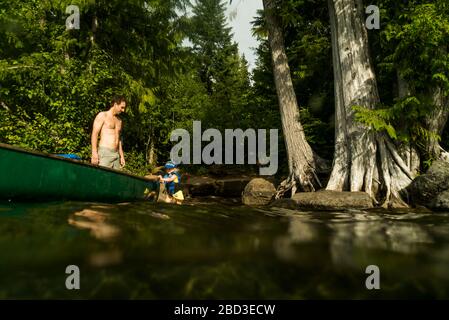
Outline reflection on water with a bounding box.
[274,218,319,263]
[68,207,122,267]
[1,200,449,299]
[69,207,121,241]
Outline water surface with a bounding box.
[1,199,448,299]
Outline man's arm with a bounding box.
[91,112,105,164]
[118,119,125,167]
[119,135,125,167]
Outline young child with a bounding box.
[158,161,184,204]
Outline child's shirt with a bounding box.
[164,172,179,194]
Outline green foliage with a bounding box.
[353,96,440,149]
[422,158,434,170]
[299,108,333,156]
[379,0,449,91]
[0,0,256,175]
[353,105,398,139]
[0,0,193,174]
[122,149,152,177]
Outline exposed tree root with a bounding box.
[325,133,415,208]
[377,135,414,208]
[275,162,321,199]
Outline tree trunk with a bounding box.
[424,86,449,161]
[327,0,414,207]
[146,131,157,166]
[91,14,98,45]
[327,0,378,193]
[263,0,321,197]
[88,13,98,72]
[396,70,420,175]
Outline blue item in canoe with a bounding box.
[56,154,82,160]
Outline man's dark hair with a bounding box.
[111,95,126,106]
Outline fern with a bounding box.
[353,105,398,139]
[353,94,441,145]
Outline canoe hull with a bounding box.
[0,143,158,202]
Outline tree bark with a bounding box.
[326,0,414,207]
[263,0,321,197]
[146,130,157,166]
[424,86,449,161]
[88,13,98,72]
[91,14,98,45]
[396,70,420,175]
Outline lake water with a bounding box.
[1,199,449,299]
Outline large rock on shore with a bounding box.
[271,190,373,210]
[408,160,449,210]
[242,178,276,206]
[430,190,449,211]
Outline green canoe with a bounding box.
[0,143,159,202]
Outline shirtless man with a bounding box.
[91,96,127,169]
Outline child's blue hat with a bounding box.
[164,161,177,169]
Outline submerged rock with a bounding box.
[271,190,373,210]
[408,160,449,210]
[242,178,276,206]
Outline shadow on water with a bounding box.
[1,199,449,299]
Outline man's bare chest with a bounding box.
[104,116,121,131]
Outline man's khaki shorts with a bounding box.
[98,146,121,170]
